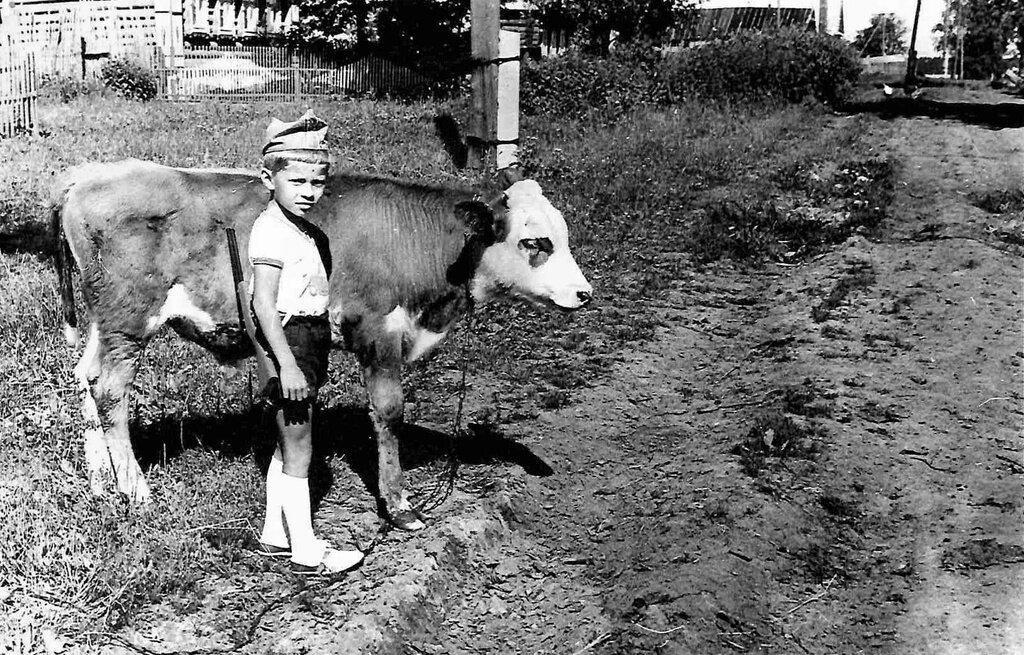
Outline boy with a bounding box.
[248,110,363,575]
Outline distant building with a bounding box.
[182,0,298,43]
[2,0,298,76]
[679,0,822,44]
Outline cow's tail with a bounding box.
[51,187,80,346]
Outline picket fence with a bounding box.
[157,46,437,100]
[0,53,37,137]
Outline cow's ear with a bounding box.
[457,199,508,244]
[495,166,524,190]
[489,195,510,243]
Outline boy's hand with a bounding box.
[279,363,310,401]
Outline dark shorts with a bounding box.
[255,313,330,419]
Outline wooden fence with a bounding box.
[0,54,37,137]
[157,46,439,100]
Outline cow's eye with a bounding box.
[518,238,553,267]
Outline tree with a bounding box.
[289,0,383,51]
[375,0,470,70]
[852,13,907,56]
[933,0,1022,79]
[532,0,696,55]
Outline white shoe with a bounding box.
[290,539,364,576]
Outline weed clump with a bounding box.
[970,189,1024,214]
[100,57,158,101]
[39,74,102,103]
[732,411,821,478]
[685,158,896,266]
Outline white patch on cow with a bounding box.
[384,306,448,362]
[475,180,593,309]
[74,323,101,384]
[146,284,216,335]
[73,323,110,494]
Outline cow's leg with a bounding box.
[75,323,112,495]
[365,355,425,531]
[91,332,150,503]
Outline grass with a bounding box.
[0,92,890,646]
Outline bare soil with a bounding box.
[99,111,1023,654]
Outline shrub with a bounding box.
[39,74,100,103]
[521,46,667,120]
[100,57,158,101]
[662,28,861,105]
[523,29,861,120]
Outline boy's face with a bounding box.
[261,160,328,218]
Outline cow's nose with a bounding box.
[577,290,593,306]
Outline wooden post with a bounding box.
[292,53,300,99]
[469,0,499,170]
[904,0,922,91]
[495,29,520,171]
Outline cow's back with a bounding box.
[312,174,477,318]
[61,160,269,335]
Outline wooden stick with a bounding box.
[572,632,611,655]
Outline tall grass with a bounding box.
[0,95,887,647]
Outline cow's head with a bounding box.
[471,179,593,310]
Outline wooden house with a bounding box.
[2,0,296,77]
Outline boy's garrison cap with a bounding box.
[263,110,329,155]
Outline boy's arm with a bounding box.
[252,264,310,401]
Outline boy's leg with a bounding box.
[276,405,316,557]
[258,450,290,553]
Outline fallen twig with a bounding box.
[634,623,688,636]
[996,453,1024,474]
[905,455,955,474]
[979,397,1011,407]
[184,517,250,533]
[784,574,837,616]
[571,632,611,655]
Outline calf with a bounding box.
[52,160,592,529]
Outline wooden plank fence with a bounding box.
[157,46,438,100]
[0,53,37,137]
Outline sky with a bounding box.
[829,0,946,56]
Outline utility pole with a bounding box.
[905,0,923,92]
[468,0,499,170]
[958,0,965,80]
[942,0,950,77]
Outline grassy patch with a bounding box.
[688,157,897,266]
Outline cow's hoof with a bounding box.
[391,509,426,532]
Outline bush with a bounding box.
[521,46,668,120]
[663,29,861,105]
[100,57,158,101]
[522,29,861,120]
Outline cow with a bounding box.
[52,159,592,530]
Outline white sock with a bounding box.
[259,457,289,548]
[279,473,321,565]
